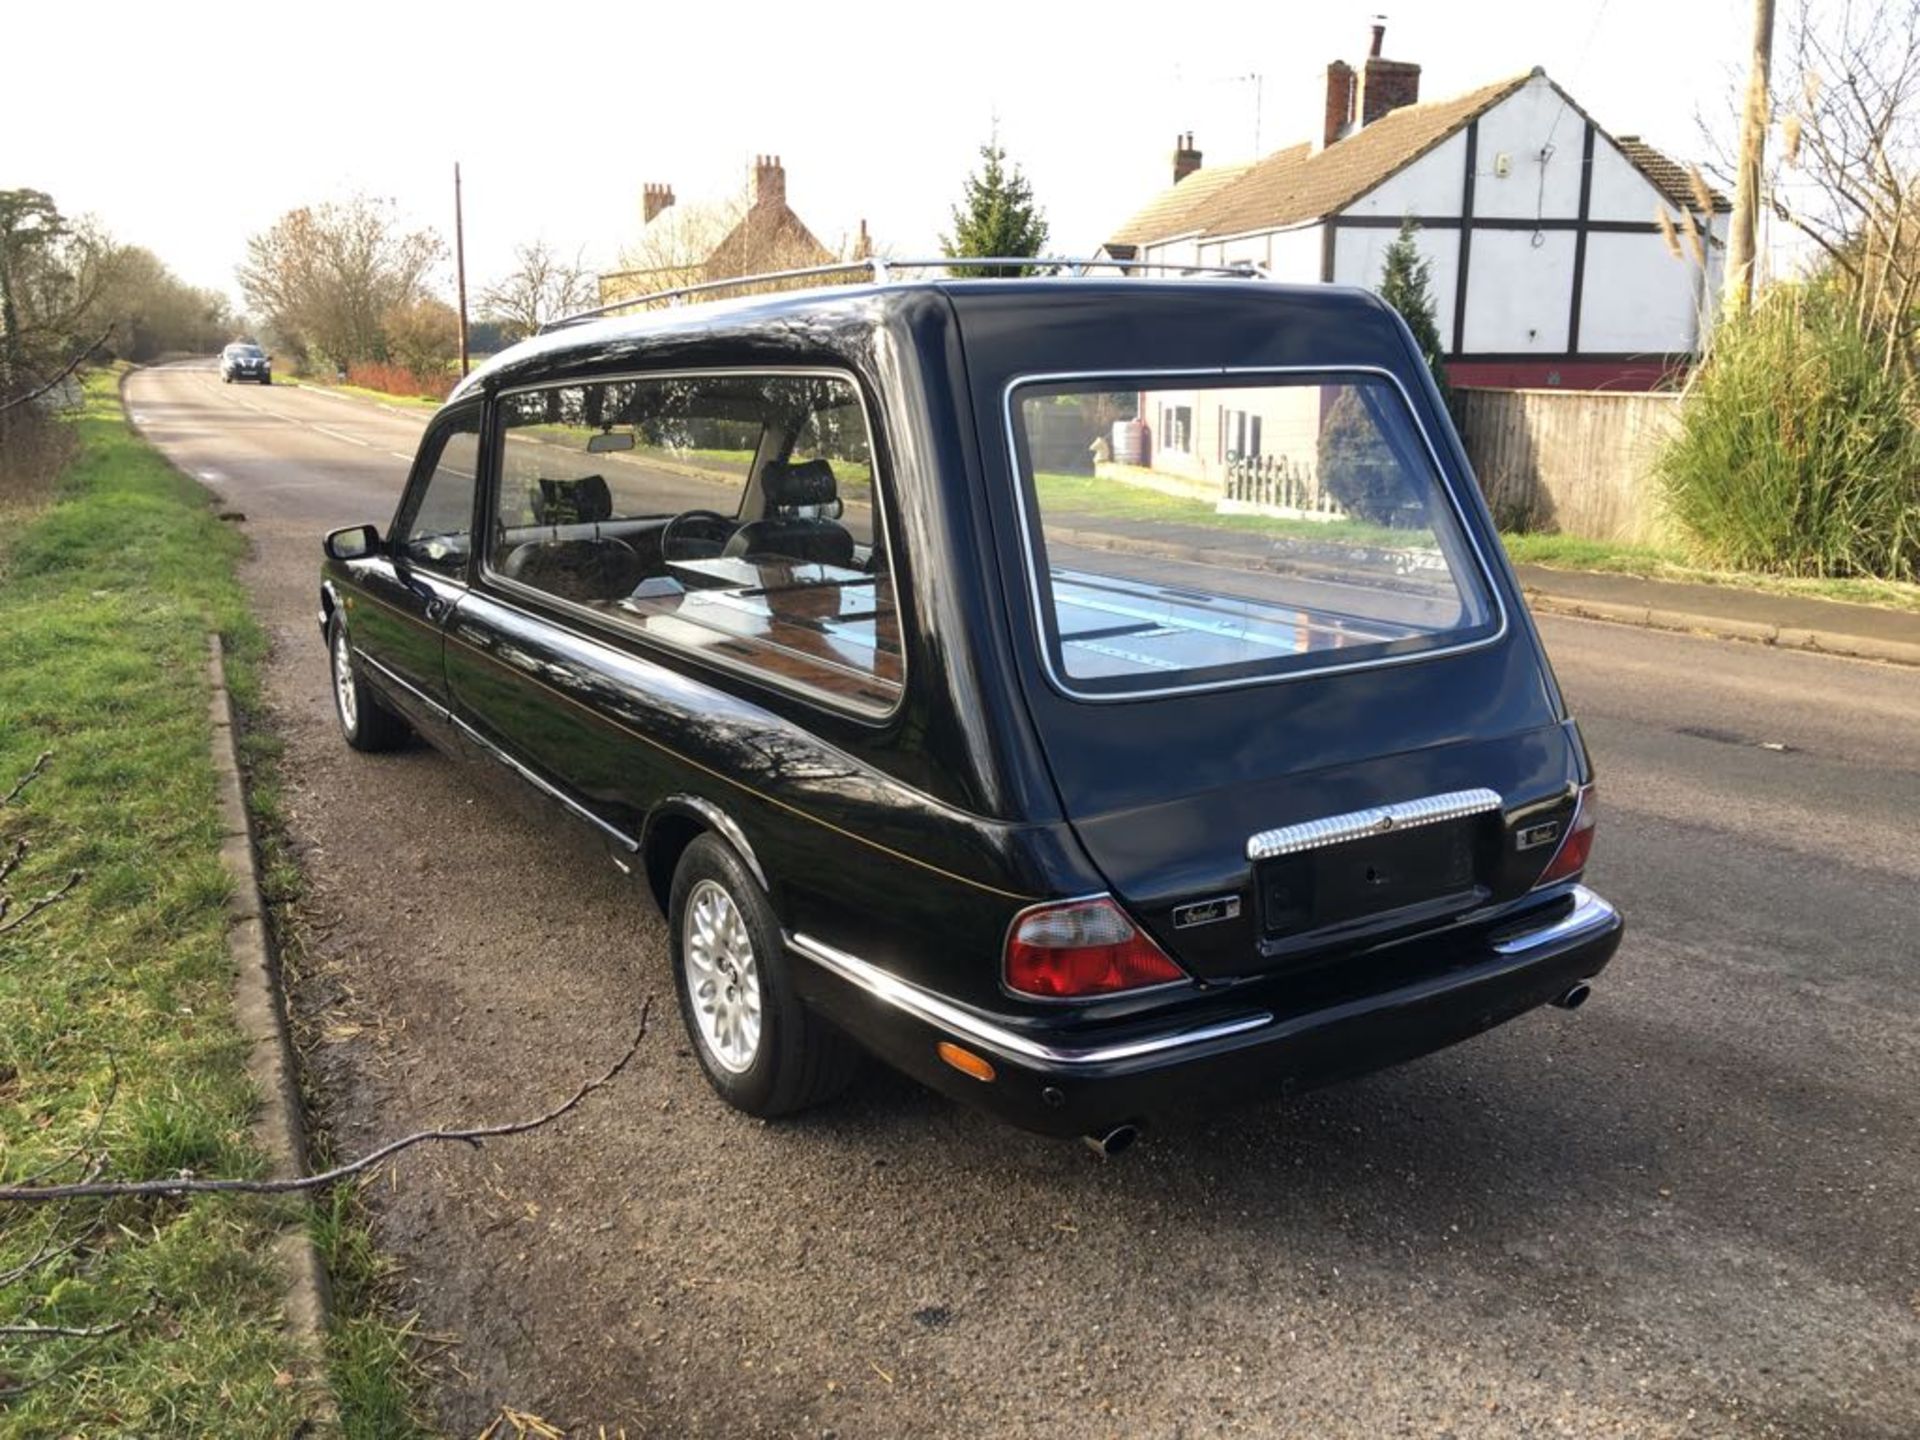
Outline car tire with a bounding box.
[668,833,859,1117]
[327,613,409,753]
[261,375,272,385]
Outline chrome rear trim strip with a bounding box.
[1490,885,1617,955]
[788,933,1271,1068]
[1246,786,1504,861]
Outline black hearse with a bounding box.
[320,265,1621,1151]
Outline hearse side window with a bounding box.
[487,373,902,715]
[1012,374,1500,697]
[392,408,482,578]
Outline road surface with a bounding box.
[128,360,1920,1438]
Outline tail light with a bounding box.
[1004,896,1187,999]
[1534,784,1597,887]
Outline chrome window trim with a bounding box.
[999,365,1510,703]
[478,366,906,724]
[789,932,1271,1067]
[1246,787,1505,861]
[1490,884,1616,955]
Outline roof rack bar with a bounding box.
[540,256,1265,333]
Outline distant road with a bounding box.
[128,359,1920,1438]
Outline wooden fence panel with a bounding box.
[1454,387,1679,544]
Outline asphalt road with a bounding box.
[128,360,1920,1439]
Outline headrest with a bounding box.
[762,458,837,509]
[534,475,613,524]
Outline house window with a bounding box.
[1159,404,1193,455]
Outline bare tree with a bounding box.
[1769,0,1920,370]
[477,240,596,341]
[237,195,444,369]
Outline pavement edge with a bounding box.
[207,633,340,1432]
[1523,587,1920,667]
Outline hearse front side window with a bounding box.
[487,373,901,714]
[392,408,482,578]
[1012,374,1499,696]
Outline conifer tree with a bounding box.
[942,143,1050,277]
[1378,217,1450,398]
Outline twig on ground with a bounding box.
[0,839,28,887]
[0,1318,129,1341]
[2,753,52,810]
[0,1001,650,1205]
[0,871,85,936]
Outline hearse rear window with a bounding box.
[488,372,900,715]
[1010,374,1500,697]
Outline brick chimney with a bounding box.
[642,183,675,225]
[1323,61,1355,147]
[1356,23,1421,126]
[1172,132,1203,183]
[750,154,786,208]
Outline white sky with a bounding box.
[5,0,1758,313]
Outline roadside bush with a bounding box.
[1660,288,1920,580]
[345,360,455,402]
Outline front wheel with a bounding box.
[327,614,409,752]
[260,375,272,385]
[668,834,858,1116]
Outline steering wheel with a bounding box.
[660,509,736,563]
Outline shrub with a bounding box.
[345,360,455,402]
[1660,288,1920,580]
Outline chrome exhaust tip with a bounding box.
[1552,980,1593,1011]
[1083,1124,1140,1158]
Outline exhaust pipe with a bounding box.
[1552,980,1593,1011]
[1083,1124,1139,1158]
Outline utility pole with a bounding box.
[454,162,470,377]
[1723,0,1775,315]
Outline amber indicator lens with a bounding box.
[936,1042,996,1082]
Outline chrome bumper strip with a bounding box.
[1490,885,1618,955]
[1246,787,1504,861]
[788,933,1272,1068]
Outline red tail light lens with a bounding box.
[1004,896,1187,999]
[1534,785,1597,887]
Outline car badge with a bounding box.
[1172,895,1242,929]
[1516,820,1561,851]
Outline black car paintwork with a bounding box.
[321,278,1621,1137]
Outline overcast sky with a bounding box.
[7,0,1758,313]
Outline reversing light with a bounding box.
[1004,896,1187,999]
[1534,784,1597,887]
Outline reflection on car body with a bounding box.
[317,265,1622,1148]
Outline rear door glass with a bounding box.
[1010,373,1500,697]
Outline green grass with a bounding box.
[0,368,433,1436]
[1033,469,1435,550]
[1499,531,1920,614]
[0,369,313,1433]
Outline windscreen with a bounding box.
[1011,374,1500,697]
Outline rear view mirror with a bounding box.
[324,523,382,561]
[587,432,634,454]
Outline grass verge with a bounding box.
[0,368,433,1436]
[0,368,311,1432]
[274,375,443,411]
[1499,532,1920,614]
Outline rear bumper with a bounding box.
[791,885,1622,1137]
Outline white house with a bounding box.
[1100,25,1729,391]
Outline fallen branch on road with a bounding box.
[0,1000,650,1206]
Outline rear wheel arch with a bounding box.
[641,796,769,914]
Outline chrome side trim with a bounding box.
[354,650,451,722]
[1491,885,1617,955]
[450,714,640,853]
[1246,787,1503,861]
[789,932,1271,1068]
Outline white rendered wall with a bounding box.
[1580,233,1707,352]
[1344,131,1468,217]
[1462,229,1576,352]
[1332,225,1461,343]
[1471,78,1584,220]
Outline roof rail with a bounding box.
[539,256,1266,334]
